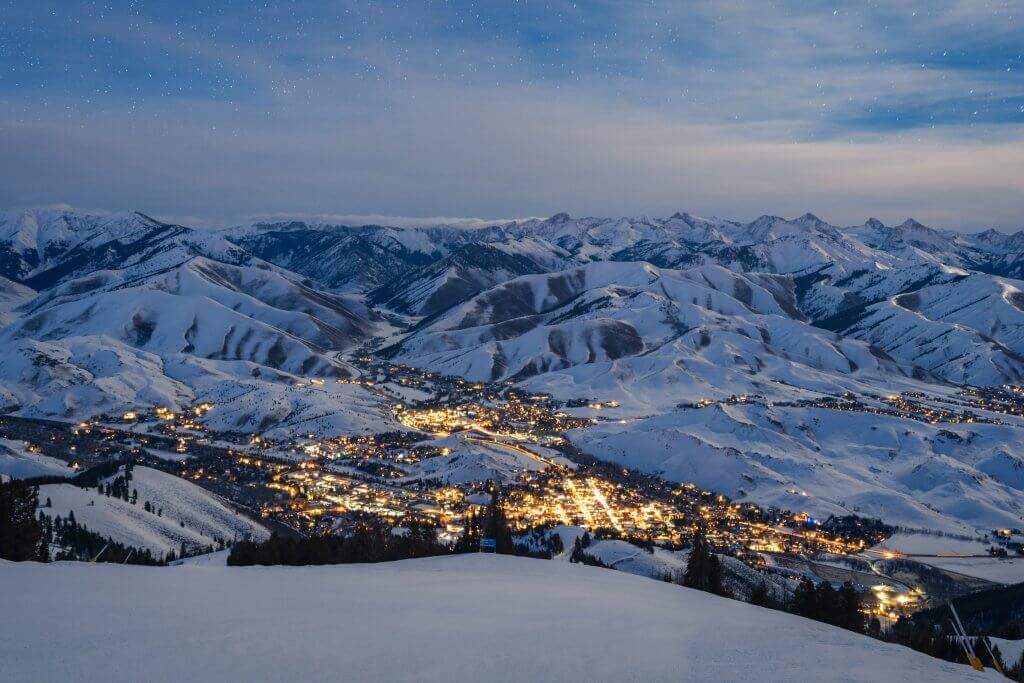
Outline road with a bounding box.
[462,434,562,469]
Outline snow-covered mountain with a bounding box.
[368,240,569,316]
[381,260,1024,534]
[5,206,1024,534]
[385,260,902,387]
[0,209,385,423]
[229,212,1024,388]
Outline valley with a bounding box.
[2,207,1024,626]
[4,354,1020,622]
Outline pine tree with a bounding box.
[570,536,584,563]
[35,539,50,563]
[750,581,771,607]
[682,529,725,595]
[816,582,838,623]
[482,487,514,554]
[792,578,818,618]
[0,479,42,561]
[838,582,864,633]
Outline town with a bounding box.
[4,357,964,622]
[8,355,1024,624]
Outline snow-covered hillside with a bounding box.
[0,555,989,683]
[572,403,1024,536]
[0,209,387,425]
[232,210,1024,388]
[387,260,907,388]
[0,438,72,479]
[39,465,268,556]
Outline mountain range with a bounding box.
[3,206,1024,534]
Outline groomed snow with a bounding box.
[0,555,991,683]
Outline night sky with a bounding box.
[2,1,1022,228]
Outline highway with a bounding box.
[462,434,562,469]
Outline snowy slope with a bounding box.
[368,240,569,316]
[388,261,902,387]
[0,438,72,479]
[39,465,268,555]
[218,210,1024,389]
[0,555,990,683]
[572,404,1024,539]
[879,533,1024,584]
[0,209,386,423]
[0,274,34,326]
[825,274,1024,385]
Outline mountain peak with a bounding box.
[547,212,572,224]
[864,217,886,231]
[795,212,825,225]
[897,218,931,232]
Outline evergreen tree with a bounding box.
[0,479,43,561]
[682,529,725,595]
[816,582,838,623]
[570,536,584,563]
[453,510,480,553]
[838,582,864,633]
[792,578,818,619]
[481,487,515,554]
[750,581,772,608]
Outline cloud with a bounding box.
[1,1,1022,227]
[3,84,1022,229]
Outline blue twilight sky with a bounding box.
[1,1,1022,229]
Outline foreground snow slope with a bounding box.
[0,555,989,683]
